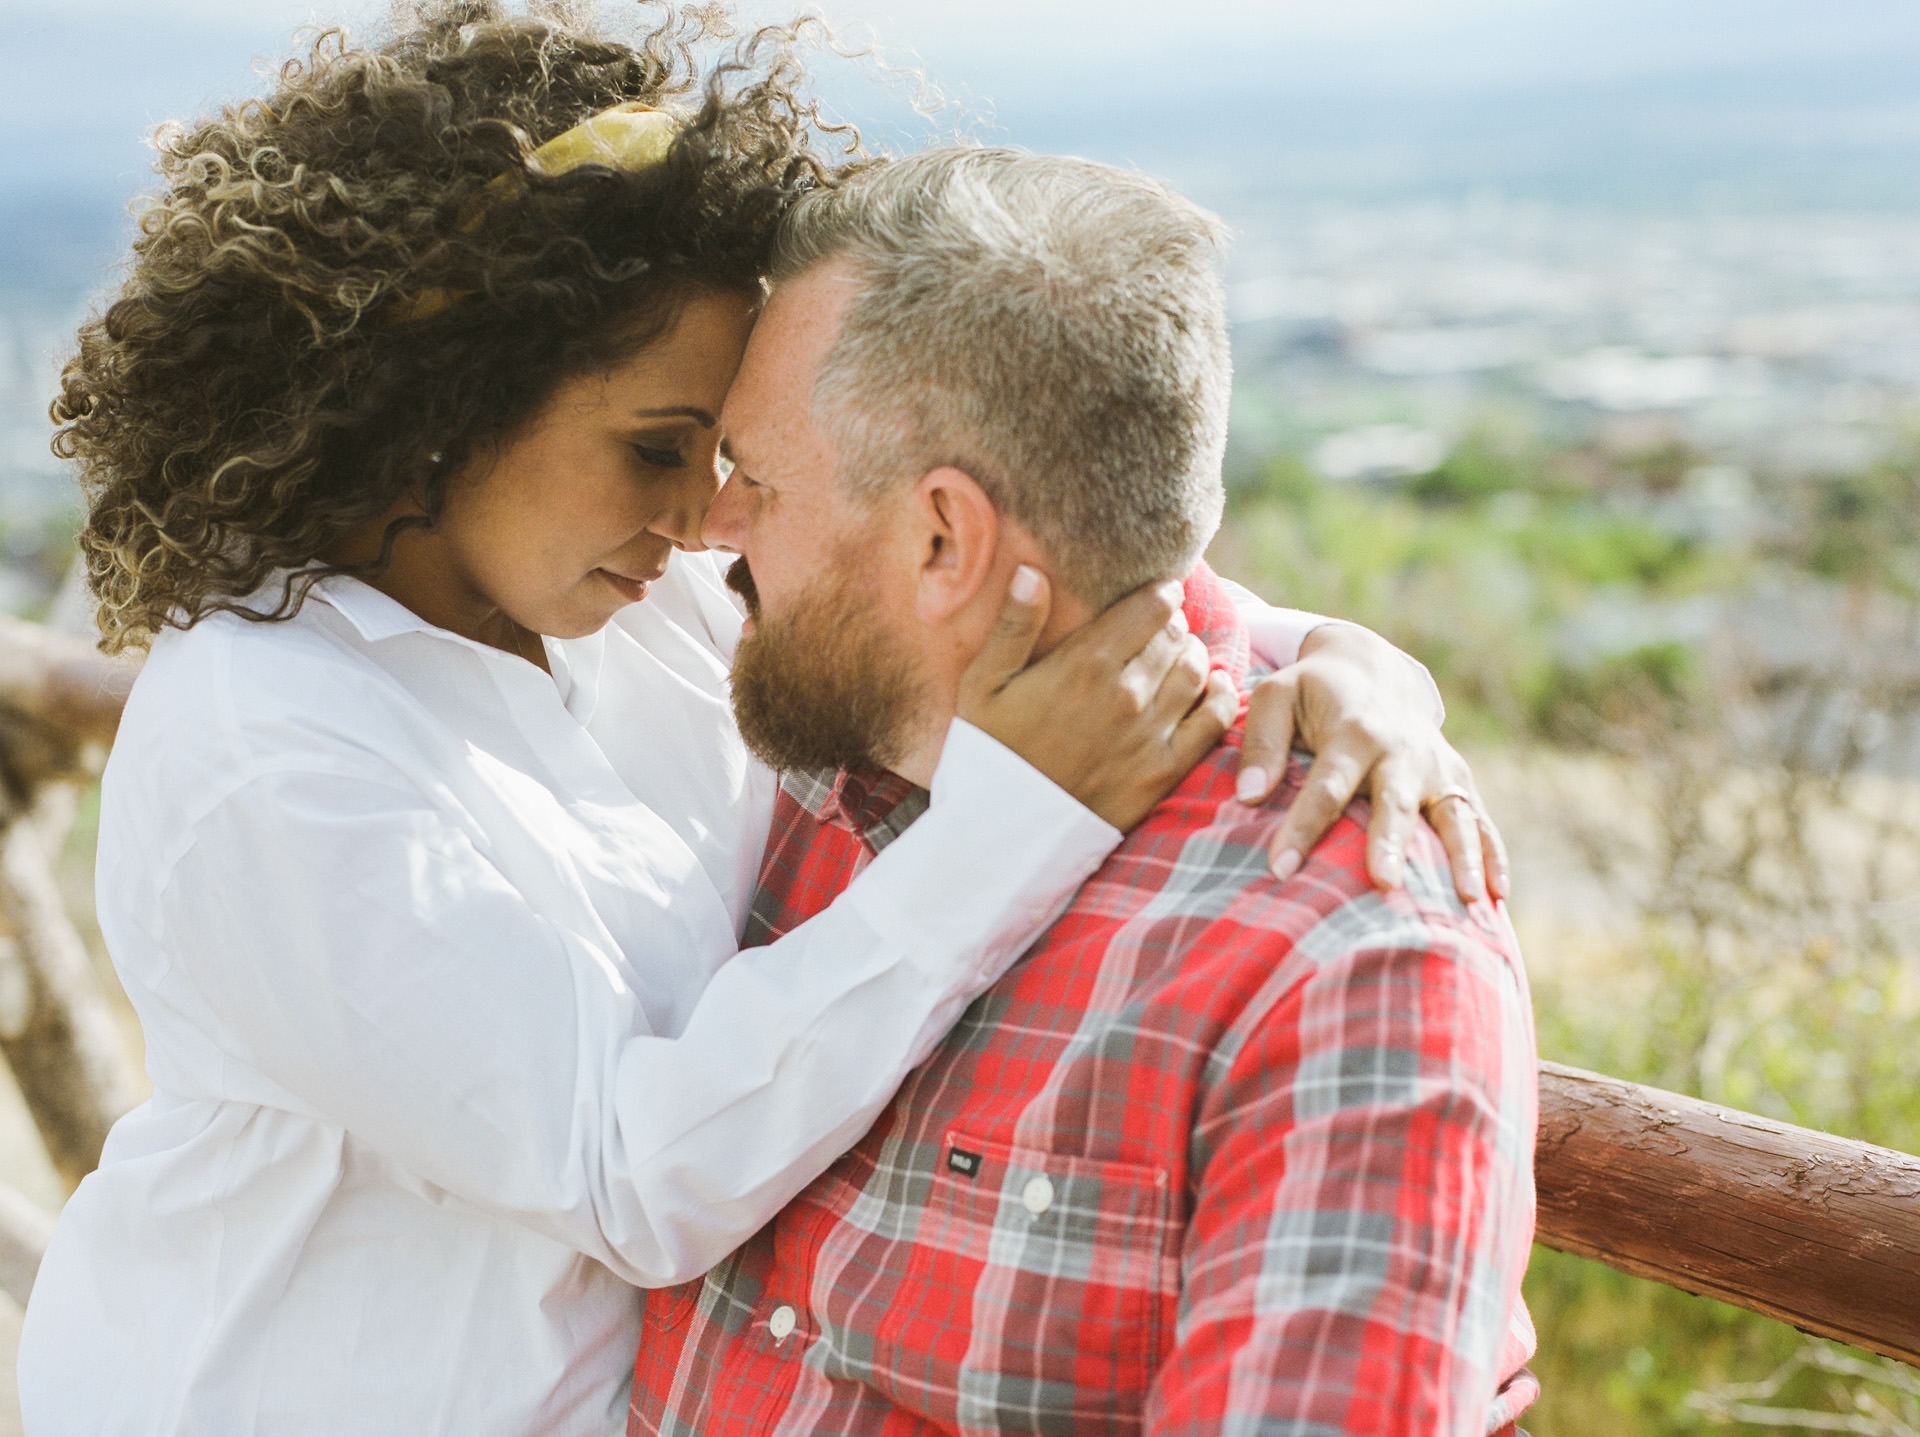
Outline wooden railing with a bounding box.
[1535,1061,1920,1368]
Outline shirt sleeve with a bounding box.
[153,719,1118,1289]
[1144,891,1536,1436]
[1217,574,1446,724]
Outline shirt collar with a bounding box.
[304,573,612,717]
[306,573,443,643]
[816,769,926,846]
[1182,560,1252,688]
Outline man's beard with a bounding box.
[726,555,927,775]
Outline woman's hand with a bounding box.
[1235,622,1509,904]
[959,567,1237,831]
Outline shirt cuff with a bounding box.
[841,718,1121,990]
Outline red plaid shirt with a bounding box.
[629,565,1539,1437]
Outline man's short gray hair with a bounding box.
[771,147,1231,607]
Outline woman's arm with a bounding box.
[1220,575,1509,905]
[153,574,1229,1290]
[158,723,1107,1289]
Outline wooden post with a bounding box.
[0,613,137,752]
[1535,1061,1920,1368]
[0,1178,56,1307]
[0,811,143,1189]
[0,615,144,1188]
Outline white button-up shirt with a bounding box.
[19,551,1347,1436]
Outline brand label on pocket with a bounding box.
[947,1146,982,1178]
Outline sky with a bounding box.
[2,0,1918,294]
[6,0,1918,182]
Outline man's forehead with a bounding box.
[721,261,863,468]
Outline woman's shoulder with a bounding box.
[98,601,417,917]
[116,595,413,785]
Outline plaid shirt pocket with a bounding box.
[823,1131,1180,1434]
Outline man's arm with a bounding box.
[1146,848,1538,1437]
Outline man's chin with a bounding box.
[729,616,923,777]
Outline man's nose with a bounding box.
[701,471,748,554]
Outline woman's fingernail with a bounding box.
[1377,852,1403,887]
[1271,847,1301,881]
[1236,767,1268,804]
[1169,607,1189,635]
[1010,565,1042,602]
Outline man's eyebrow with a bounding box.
[718,436,769,485]
[633,405,717,426]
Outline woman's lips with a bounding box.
[598,568,661,604]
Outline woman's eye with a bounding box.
[633,444,686,468]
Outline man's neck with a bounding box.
[884,580,1102,791]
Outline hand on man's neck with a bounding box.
[886,553,1097,790]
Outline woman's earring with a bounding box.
[429,451,444,465]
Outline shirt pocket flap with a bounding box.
[850,1129,1179,1430]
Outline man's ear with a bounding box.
[908,466,999,626]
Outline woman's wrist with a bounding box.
[1297,619,1445,724]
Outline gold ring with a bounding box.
[1426,785,1474,812]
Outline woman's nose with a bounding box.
[651,456,723,552]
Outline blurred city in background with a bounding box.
[2,1,1919,1432]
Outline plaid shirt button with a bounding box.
[768,1306,797,1343]
[1020,1175,1055,1216]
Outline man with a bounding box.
[629,149,1539,1436]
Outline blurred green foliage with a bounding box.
[1795,458,1920,595]
[1407,431,1531,506]
[1211,430,1920,1436]
[1212,434,1739,745]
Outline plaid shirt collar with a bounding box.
[783,765,930,854]
[1180,561,1253,687]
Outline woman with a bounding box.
[19,5,1501,1433]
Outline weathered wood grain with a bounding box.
[0,614,144,1188]
[1535,1061,1920,1367]
[0,613,138,761]
[0,814,142,1188]
[0,1180,54,1307]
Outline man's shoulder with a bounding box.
[1090,744,1525,1014]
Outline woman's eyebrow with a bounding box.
[633,405,717,426]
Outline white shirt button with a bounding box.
[1021,1174,1055,1215]
[768,1304,798,1342]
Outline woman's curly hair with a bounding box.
[57,0,857,650]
